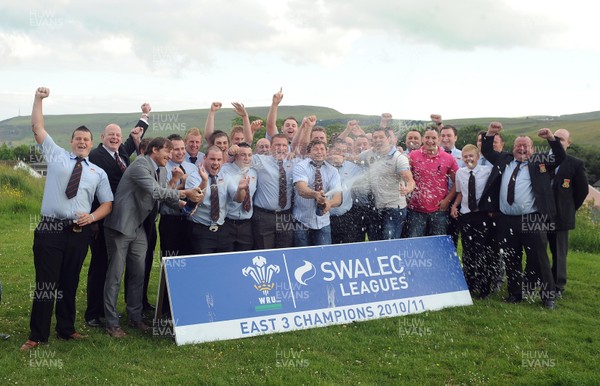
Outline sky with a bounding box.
[0,0,598,123]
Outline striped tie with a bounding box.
[242,184,251,212]
[278,160,287,209]
[65,157,83,199]
[115,152,126,173]
[210,175,219,221]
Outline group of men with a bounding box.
[21,87,588,352]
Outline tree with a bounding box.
[13,145,30,162]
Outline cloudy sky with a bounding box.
[0,0,598,122]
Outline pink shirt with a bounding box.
[409,147,458,213]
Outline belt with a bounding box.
[226,218,252,225]
[39,217,85,233]
[192,221,222,232]
[160,214,187,221]
[254,206,291,215]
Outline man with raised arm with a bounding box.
[360,128,415,240]
[21,87,113,351]
[547,129,588,298]
[266,88,298,146]
[251,133,299,249]
[85,103,151,328]
[479,122,565,309]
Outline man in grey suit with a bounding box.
[103,137,203,338]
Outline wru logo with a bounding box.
[242,256,280,295]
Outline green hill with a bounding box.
[2,107,599,149]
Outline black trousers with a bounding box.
[497,214,555,301]
[226,218,254,251]
[189,222,234,255]
[331,208,362,244]
[548,230,569,292]
[352,203,380,242]
[251,208,294,250]
[29,220,91,342]
[85,223,108,321]
[448,214,460,248]
[159,215,191,258]
[157,215,191,317]
[458,212,498,296]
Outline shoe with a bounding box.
[20,339,45,352]
[556,289,563,299]
[128,320,152,333]
[57,332,88,340]
[543,299,556,310]
[86,318,102,328]
[504,295,523,303]
[106,326,127,338]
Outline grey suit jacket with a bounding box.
[104,155,180,236]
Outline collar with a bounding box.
[420,147,440,158]
[147,156,159,172]
[69,153,89,165]
[100,144,120,159]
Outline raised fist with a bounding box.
[487,121,503,135]
[35,87,50,99]
[250,119,264,132]
[537,128,554,140]
[141,103,152,114]
[302,115,317,128]
[210,102,222,112]
[430,114,442,126]
[380,113,392,126]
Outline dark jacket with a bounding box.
[89,119,149,214]
[478,135,566,217]
[552,154,589,230]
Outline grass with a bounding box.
[1,165,599,384]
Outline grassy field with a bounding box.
[1,166,599,384]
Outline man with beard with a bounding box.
[103,138,203,338]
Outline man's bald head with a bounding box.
[554,128,571,150]
[101,124,123,152]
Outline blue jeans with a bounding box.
[380,207,407,240]
[294,224,332,246]
[406,210,449,238]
